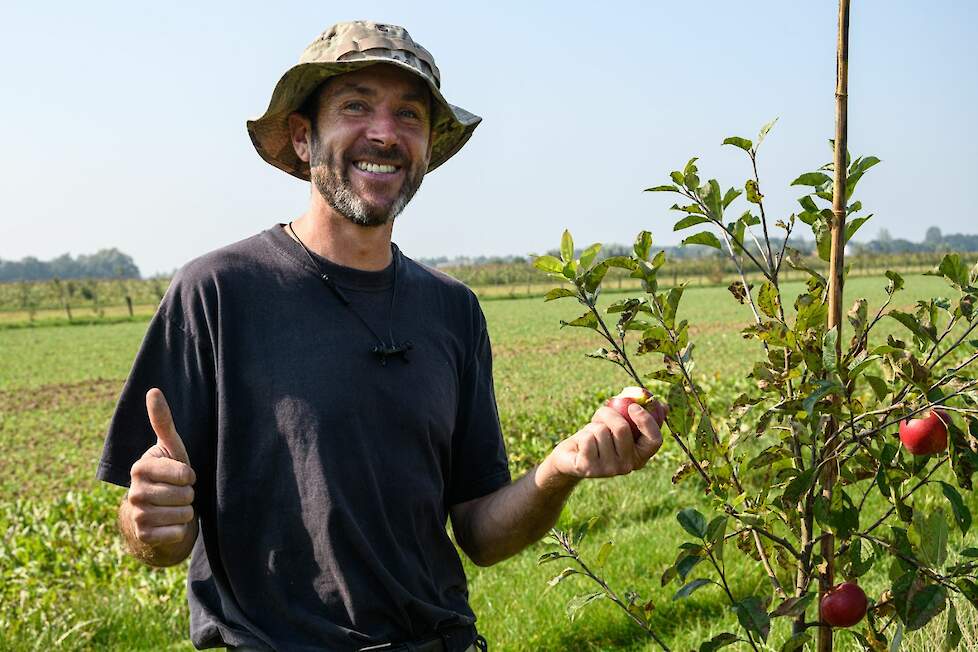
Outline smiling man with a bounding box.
[97,21,666,652]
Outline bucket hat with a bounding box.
[247,21,481,181]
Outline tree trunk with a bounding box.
[818,1,850,651]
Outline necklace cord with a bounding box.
[286,222,410,363]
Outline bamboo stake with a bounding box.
[818,2,850,651]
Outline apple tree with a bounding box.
[533,3,978,650]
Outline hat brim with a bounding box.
[246,58,481,181]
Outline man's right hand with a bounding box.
[122,388,197,560]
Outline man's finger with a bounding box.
[146,388,190,465]
[630,403,664,460]
[131,456,197,486]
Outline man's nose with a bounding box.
[365,110,399,148]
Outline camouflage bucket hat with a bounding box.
[247,21,482,181]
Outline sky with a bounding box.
[1,1,976,277]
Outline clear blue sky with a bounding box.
[2,1,976,276]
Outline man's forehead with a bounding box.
[324,64,430,101]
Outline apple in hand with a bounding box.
[820,582,867,628]
[899,408,950,456]
[605,386,666,438]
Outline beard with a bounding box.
[309,133,425,227]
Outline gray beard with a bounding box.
[309,137,423,227]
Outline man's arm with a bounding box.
[118,388,199,568]
[450,401,664,567]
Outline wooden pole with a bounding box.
[818,1,850,651]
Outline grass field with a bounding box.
[2,273,977,650]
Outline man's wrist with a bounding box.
[535,453,581,494]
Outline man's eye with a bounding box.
[344,102,366,112]
[399,109,422,120]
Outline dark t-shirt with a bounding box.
[96,224,511,651]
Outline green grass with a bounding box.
[2,272,976,651]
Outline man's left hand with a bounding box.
[546,402,666,479]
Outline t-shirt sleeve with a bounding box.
[96,284,216,489]
[446,306,511,506]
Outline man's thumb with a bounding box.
[146,388,190,465]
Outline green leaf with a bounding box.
[735,596,771,642]
[604,255,638,270]
[770,593,815,618]
[865,374,889,401]
[722,187,742,209]
[926,253,971,290]
[646,184,680,193]
[887,311,937,344]
[544,288,577,302]
[780,633,811,652]
[849,355,881,379]
[906,584,947,631]
[939,482,972,535]
[664,285,685,328]
[722,136,753,152]
[803,380,841,415]
[798,195,819,213]
[757,118,778,147]
[684,157,699,178]
[945,601,962,651]
[566,592,604,621]
[674,215,712,231]
[666,383,693,436]
[583,261,609,293]
[823,326,839,373]
[670,171,685,185]
[699,633,741,652]
[682,231,722,249]
[956,578,978,611]
[634,231,653,260]
[673,578,713,600]
[791,172,832,187]
[560,230,574,263]
[890,622,904,652]
[579,243,601,270]
[559,312,598,330]
[781,467,817,508]
[545,567,578,589]
[677,508,708,538]
[533,255,564,274]
[745,179,763,204]
[757,281,780,318]
[885,271,905,295]
[594,540,614,568]
[912,508,949,568]
[845,215,872,243]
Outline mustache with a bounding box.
[346,147,408,167]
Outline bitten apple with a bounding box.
[820,582,867,628]
[605,387,666,438]
[899,408,950,456]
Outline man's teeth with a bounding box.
[354,161,398,174]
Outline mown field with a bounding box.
[2,273,977,651]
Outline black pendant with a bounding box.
[372,341,413,366]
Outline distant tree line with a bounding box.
[419,227,978,268]
[0,249,141,282]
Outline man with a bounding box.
[97,21,665,652]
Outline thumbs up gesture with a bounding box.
[124,388,197,555]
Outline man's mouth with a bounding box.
[353,160,400,175]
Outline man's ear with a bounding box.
[287,112,312,163]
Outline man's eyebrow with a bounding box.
[332,83,429,106]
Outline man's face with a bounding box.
[305,64,432,227]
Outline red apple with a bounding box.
[820,582,867,628]
[899,408,950,456]
[605,386,665,438]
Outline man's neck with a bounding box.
[285,198,395,272]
